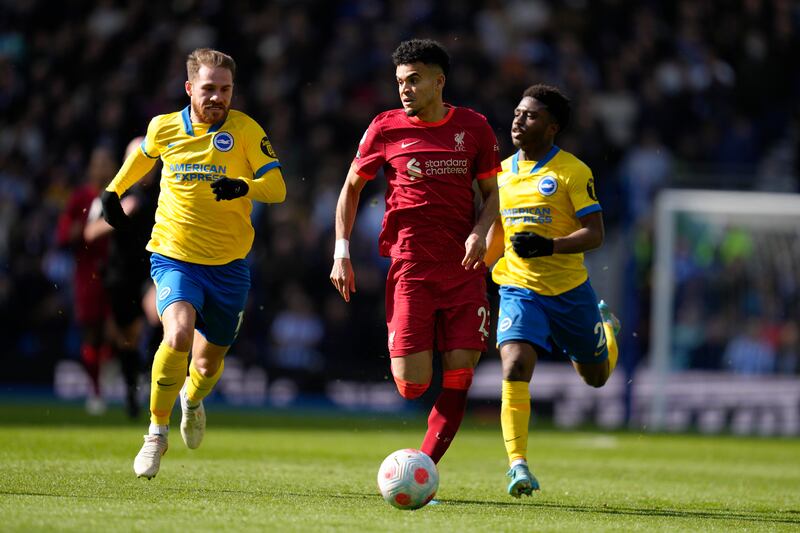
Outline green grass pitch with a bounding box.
[0,403,798,532]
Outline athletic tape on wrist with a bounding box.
[333,238,350,259]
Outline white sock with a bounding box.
[510,458,528,469]
[149,423,168,436]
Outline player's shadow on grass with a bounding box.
[443,498,800,526]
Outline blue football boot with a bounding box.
[598,300,621,336]
[506,463,540,498]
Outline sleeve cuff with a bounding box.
[476,165,501,180]
[575,204,602,218]
[140,140,159,159]
[254,161,281,178]
[353,165,375,181]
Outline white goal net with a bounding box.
[649,189,800,435]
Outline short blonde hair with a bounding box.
[186,48,236,80]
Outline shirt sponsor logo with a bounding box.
[213,131,234,152]
[454,131,466,151]
[538,176,558,196]
[407,158,422,180]
[502,206,553,225]
[168,163,227,182]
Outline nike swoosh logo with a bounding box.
[156,380,176,387]
[504,436,521,442]
[401,140,420,148]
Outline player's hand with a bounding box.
[330,258,357,302]
[462,232,487,270]
[510,231,554,258]
[100,190,132,231]
[211,177,249,201]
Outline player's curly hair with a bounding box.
[523,84,571,132]
[392,39,450,77]
[187,48,236,80]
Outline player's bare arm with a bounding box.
[330,166,368,302]
[552,211,604,254]
[463,175,499,270]
[484,216,505,268]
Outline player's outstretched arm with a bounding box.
[85,195,139,242]
[463,176,499,269]
[103,147,157,230]
[330,165,367,303]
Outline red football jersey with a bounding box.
[55,185,109,324]
[352,105,500,262]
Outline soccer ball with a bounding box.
[377,448,439,510]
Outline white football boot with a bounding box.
[180,382,206,449]
[133,433,168,479]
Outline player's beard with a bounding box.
[193,101,229,124]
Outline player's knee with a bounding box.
[193,360,221,378]
[502,357,529,381]
[394,377,430,399]
[163,329,192,352]
[442,368,474,390]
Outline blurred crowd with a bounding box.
[1,0,799,395]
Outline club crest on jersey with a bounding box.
[213,131,234,152]
[454,131,466,151]
[538,176,558,196]
[499,317,513,332]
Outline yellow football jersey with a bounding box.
[108,106,285,265]
[492,146,601,296]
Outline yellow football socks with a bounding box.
[185,359,225,403]
[149,343,189,425]
[501,380,531,465]
[604,322,619,375]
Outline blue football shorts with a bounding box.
[496,280,608,364]
[150,253,250,346]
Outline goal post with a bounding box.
[650,189,800,433]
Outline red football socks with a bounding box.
[420,368,474,463]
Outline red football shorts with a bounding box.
[385,259,490,357]
[74,274,108,325]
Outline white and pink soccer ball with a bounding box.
[377,448,439,510]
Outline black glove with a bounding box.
[211,177,249,201]
[510,231,554,258]
[100,190,132,231]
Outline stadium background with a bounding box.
[1,0,799,429]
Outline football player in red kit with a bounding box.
[330,39,500,469]
[56,146,115,414]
